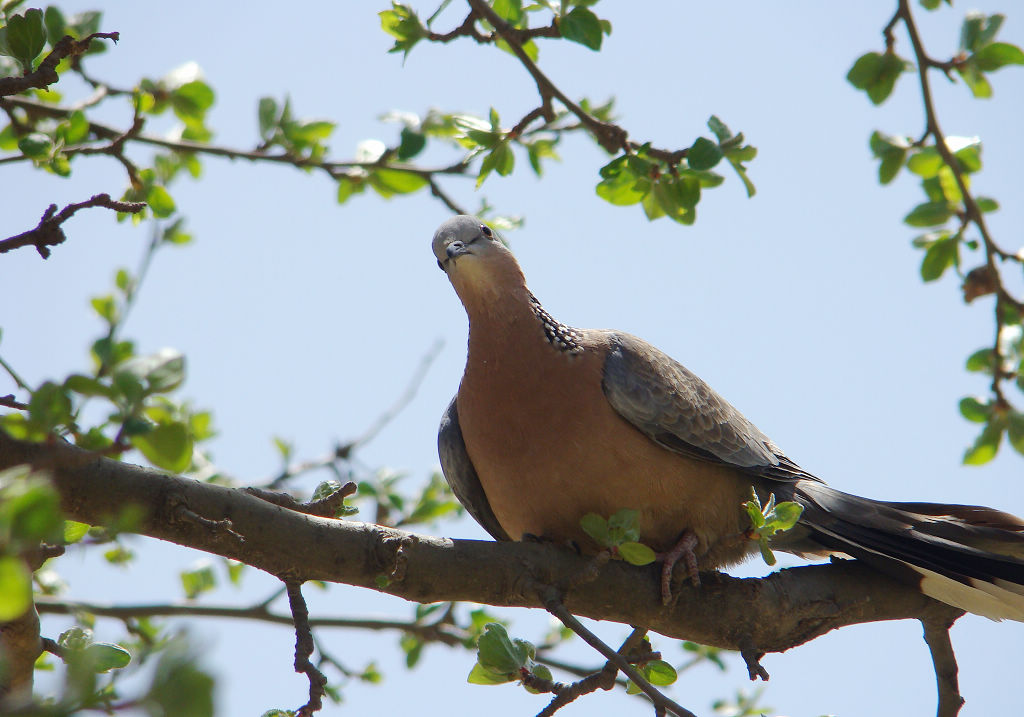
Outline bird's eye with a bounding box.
[480,224,493,238]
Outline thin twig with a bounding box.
[0,32,119,98]
[285,581,328,717]
[262,339,443,489]
[0,194,145,259]
[464,0,628,155]
[0,394,28,410]
[2,95,471,181]
[34,596,472,645]
[539,586,697,717]
[921,618,964,717]
[246,481,357,519]
[895,0,1023,410]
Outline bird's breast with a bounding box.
[456,336,755,564]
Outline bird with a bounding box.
[432,214,1024,620]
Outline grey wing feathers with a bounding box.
[438,396,511,542]
[602,332,807,478]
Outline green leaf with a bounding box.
[146,645,215,717]
[43,6,66,45]
[90,294,119,325]
[869,131,909,184]
[645,659,678,686]
[4,477,63,545]
[17,132,52,159]
[180,562,216,599]
[62,110,90,145]
[491,0,522,24]
[146,185,176,218]
[707,115,732,143]
[225,559,245,586]
[768,501,804,530]
[397,126,426,160]
[904,201,954,228]
[63,520,91,544]
[257,97,278,139]
[687,137,723,171]
[963,420,1003,465]
[0,9,47,72]
[579,512,610,544]
[972,42,1024,71]
[847,51,908,105]
[171,81,215,122]
[379,2,426,59]
[959,397,991,423]
[133,422,192,472]
[467,661,515,685]
[477,141,514,187]
[957,62,993,98]
[965,348,995,374]
[920,237,957,281]
[596,169,647,206]
[558,6,603,50]
[618,541,656,566]
[84,643,132,672]
[976,197,999,213]
[118,349,186,394]
[960,11,1004,54]
[607,508,641,543]
[1007,413,1024,455]
[369,168,428,196]
[477,623,527,675]
[0,556,32,620]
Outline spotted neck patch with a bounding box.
[529,294,583,355]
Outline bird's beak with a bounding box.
[440,240,472,271]
[446,241,470,260]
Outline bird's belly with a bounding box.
[457,377,756,566]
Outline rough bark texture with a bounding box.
[0,431,964,691]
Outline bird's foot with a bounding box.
[658,530,699,606]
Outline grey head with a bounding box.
[431,215,506,271]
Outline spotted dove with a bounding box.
[433,215,1024,620]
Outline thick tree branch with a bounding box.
[0,431,965,663]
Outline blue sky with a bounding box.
[4,1,1024,715]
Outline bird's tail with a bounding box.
[789,480,1024,621]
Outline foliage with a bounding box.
[0,1,1021,716]
[848,5,1024,464]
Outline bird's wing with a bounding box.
[601,331,815,483]
[437,395,512,541]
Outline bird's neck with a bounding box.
[463,288,583,365]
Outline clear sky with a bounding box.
[4,1,1024,715]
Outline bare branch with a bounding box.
[0,33,120,98]
[285,581,328,717]
[922,618,964,717]
[0,194,146,259]
[262,340,443,489]
[540,587,696,717]
[0,395,28,410]
[1,432,966,660]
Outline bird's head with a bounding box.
[432,215,526,301]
